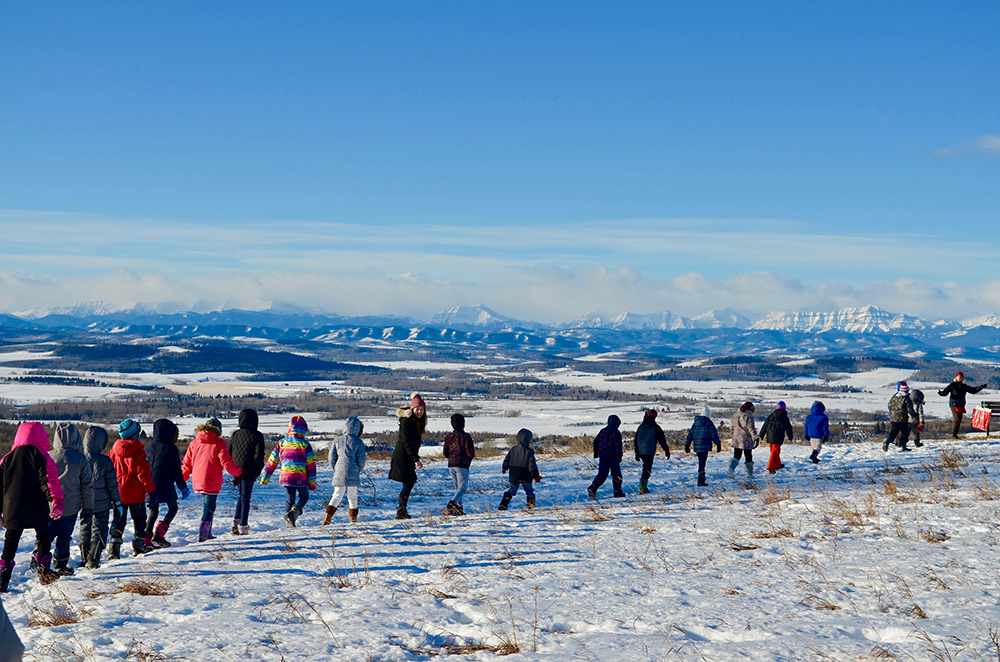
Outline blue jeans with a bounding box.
[234,479,255,526]
[505,481,534,498]
[285,486,309,512]
[449,467,470,504]
[48,514,78,559]
[201,493,218,523]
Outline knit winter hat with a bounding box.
[451,413,465,430]
[411,392,426,410]
[897,381,910,394]
[645,408,658,419]
[288,415,308,435]
[777,401,786,410]
[701,405,712,418]
[956,371,965,379]
[117,419,142,440]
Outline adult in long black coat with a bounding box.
[227,409,266,534]
[144,419,188,548]
[389,393,426,520]
[938,371,988,438]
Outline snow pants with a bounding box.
[591,456,622,489]
[886,421,910,447]
[2,525,51,563]
[767,444,783,472]
[328,486,358,509]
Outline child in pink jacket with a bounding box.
[181,419,241,542]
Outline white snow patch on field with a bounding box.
[5,436,1000,660]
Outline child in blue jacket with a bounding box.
[685,406,721,486]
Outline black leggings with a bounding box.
[145,500,178,536]
[2,526,51,563]
[398,481,415,504]
[733,448,753,462]
[112,502,148,542]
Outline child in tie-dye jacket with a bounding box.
[260,416,317,528]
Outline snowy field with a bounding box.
[5,435,1000,661]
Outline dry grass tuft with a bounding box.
[939,449,968,469]
[28,595,92,627]
[729,541,760,551]
[123,639,178,661]
[581,505,609,522]
[908,604,929,619]
[750,527,794,539]
[425,588,457,600]
[919,530,951,543]
[115,577,175,597]
[799,595,841,611]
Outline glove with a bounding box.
[50,501,64,520]
[684,446,690,453]
[593,451,599,459]
[665,451,671,460]
[634,453,640,462]
[534,476,541,483]
[233,474,242,485]
[260,475,270,485]
[917,423,924,431]
[80,510,92,522]
[180,486,191,500]
[501,468,507,474]
[821,436,830,443]
[112,501,124,520]
[145,492,159,508]
[805,436,811,442]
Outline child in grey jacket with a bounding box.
[322,417,367,525]
[498,429,541,511]
[48,424,94,576]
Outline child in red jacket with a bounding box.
[182,419,242,542]
[109,419,156,558]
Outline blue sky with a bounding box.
[1,2,998,321]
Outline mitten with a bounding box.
[534,476,541,483]
[80,510,92,522]
[50,501,64,520]
[684,446,690,453]
[112,501,124,520]
[665,450,671,460]
[917,423,924,431]
[821,435,830,443]
[233,474,242,484]
[180,486,191,500]
[145,492,159,508]
[260,475,270,485]
[501,468,507,474]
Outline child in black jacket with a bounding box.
[498,429,541,511]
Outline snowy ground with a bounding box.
[5,434,1000,661]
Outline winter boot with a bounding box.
[322,505,337,526]
[612,477,626,498]
[745,461,755,478]
[108,541,121,561]
[497,492,513,511]
[727,457,739,479]
[697,472,708,487]
[231,520,240,536]
[586,485,597,500]
[238,525,250,535]
[638,477,649,495]
[54,555,74,577]
[348,508,359,523]
[87,543,103,570]
[132,539,152,556]
[79,544,91,569]
[396,495,411,520]
[35,553,59,585]
[198,520,215,542]
[283,505,303,528]
[526,495,536,510]
[152,521,171,548]
[0,559,14,593]
[810,450,820,464]
[452,503,465,516]
[143,533,155,550]
[882,440,890,452]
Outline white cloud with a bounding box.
[934,134,1000,158]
